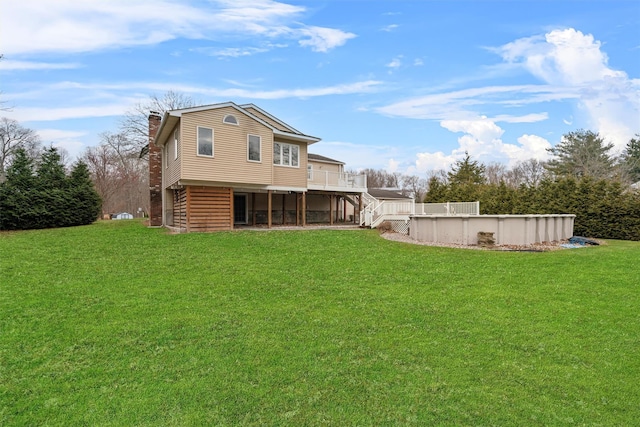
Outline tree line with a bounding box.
[0,147,101,230]
[422,131,640,240]
[1,87,638,238]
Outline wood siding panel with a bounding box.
[186,186,232,231]
[173,188,187,229]
[180,108,274,185]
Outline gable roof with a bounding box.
[368,188,411,200]
[154,101,320,147]
[308,153,344,165]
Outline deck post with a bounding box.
[251,193,256,225]
[282,193,286,225]
[329,195,334,225]
[267,190,272,229]
[296,193,300,226]
[230,188,234,230]
[302,192,307,226]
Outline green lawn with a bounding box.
[1,220,638,426]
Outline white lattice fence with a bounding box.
[387,220,410,235]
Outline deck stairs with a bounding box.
[359,193,480,229]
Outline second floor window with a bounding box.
[248,135,261,162]
[223,114,238,125]
[273,142,299,167]
[197,127,213,157]
[174,129,179,160]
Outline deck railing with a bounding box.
[307,171,367,191]
[361,199,480,228]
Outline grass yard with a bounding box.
[1,220,639,426]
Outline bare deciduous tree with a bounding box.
[400,174,428,200]
[0,117,41,181]
[510,159,548,187]
[119,90,197,155]
[485,162,509,185]
[81,131,149,216]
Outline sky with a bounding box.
[1,0,639,174]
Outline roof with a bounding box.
[154,101,321,146]
[368,188,411,200]
[308,153,344,165]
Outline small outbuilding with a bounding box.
[112,212,134,220]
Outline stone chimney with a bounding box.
[148,111,163,226]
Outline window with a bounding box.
[197,127,213,157]
[273,142,299,167]
[164,144,169,169]
[174,129,179,160]
[248,134,261,162]
[223,114,238,125]
[307,164,313,180]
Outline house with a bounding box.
[367,188,412,202]
[149,102,367,232]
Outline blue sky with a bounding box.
[1,0,639,174]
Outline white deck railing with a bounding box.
[307,171,367,192]
[361,199,480,228]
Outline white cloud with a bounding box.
[0,0,355,55]
[376,85,553,120]
[414,151,458,172]
[494,28,640,148]
[387,56,403,70]
[193,46,272,58]
[413,58,424,66]
[377,27,639,155]
[439,118,552,167]
[381,24,399,32]
[5,104,137,122]
[37,129,88,160]
[0,60,81,71]
[3,80,383,123]
[297,26,356,52]
[411,120,552,174]
[387,158,400,173]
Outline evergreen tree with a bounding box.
[423,176,449,202]
[446,152,485,202]
[36,147,69,228]
[621,134,640,183]
[68,161,102,226]
[0,148,37,230]
[447,152,485,186]
[545,130,614,179]
[0,146,101,230]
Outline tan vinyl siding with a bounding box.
[273,141,307,188]
[165,124,181,187]
[308,159,342,175]
[186,186,232,231]
[180,108,273,185]
[243,107,292,132]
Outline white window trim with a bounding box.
[173,129,179,160]
[197,126,214,158]
[307,164,313,180]
[273,142,300,168]
[223,114,239,125]
[247,134,261,163]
